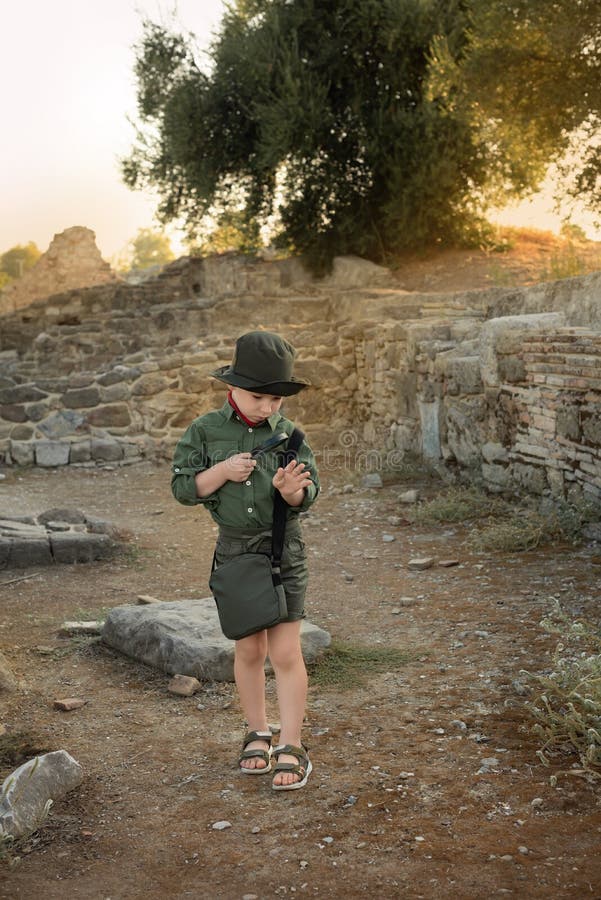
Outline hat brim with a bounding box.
[210,366,309,396]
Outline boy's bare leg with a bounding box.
[234,630,270,770]
[267,621,308,787]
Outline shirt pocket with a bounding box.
[208,440,241,466]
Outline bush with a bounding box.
[522,600,601,781]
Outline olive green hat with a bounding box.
[210,331,310,396]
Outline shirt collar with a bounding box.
[220,400,280,432]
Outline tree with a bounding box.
[1,241,41,280]
[124,1,516,271]
[128,228,175,270]
[454,0,601,217]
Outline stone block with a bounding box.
[102,598,331,682]
[479,313,565,388]
[0,750,83,839]
[481,442,508,464]
[39,507,86,525]
[35,440,70,467]
[0,539,11,569]
[49,532,115,564]
[443,356,483,394]
[62,387,101,409]
[0,404,27,422]
[481,462,510,489]
[37,410,85,439]
[131,373,170,396]
[0,385,47,404]
[511,462,548,495]
[69,440,91,463]
[9,440,35,466]
[90,439,123,461]
[86,404,131,428]
[8,538,53,568]
[582,411,601,447]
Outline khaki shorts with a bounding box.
[214,524,308,622]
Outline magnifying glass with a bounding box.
[250,432,289,458]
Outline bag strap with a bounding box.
[271,427,304,567]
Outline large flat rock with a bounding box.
[102,598,331,682]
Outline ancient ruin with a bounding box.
[0,242,600,508]
[0,226,116,316]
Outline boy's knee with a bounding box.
[235,633,267,665]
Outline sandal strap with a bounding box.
[242,730,272,750]
[240,747,271,763]
[273,743,309,765]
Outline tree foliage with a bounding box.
[123,0,601,271]
[124,1,505,270]
[129,228,175,270]
[0,242,41,280]
[456,0,601,216]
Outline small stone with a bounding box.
[477,757,499,773]
[474,630,490,638]
[387,516,403,526]
[518,846,528,855]
[243,895,259,900]
[407,557,434,571]
[500,854,513,862]
[53,698,87,711]
[531,797,544,808]
[299,860,308,869]
[137,594,162,604]
[433,728,445,735]
[212,820,232,830]
[343,573,354,583]
[451,719,467,731]
[414,836,425,842]
[168,674,201,696]
[342,484,354,494]
[363,550,378,559]
[391,607,401,615]
[398,596,417,607]
[438,559,459,567]
[399,489,419,504]
[397,772,414,780]
[251,826,261,834]
[382,534,395,542]
[322,836,334,844]
[361,473,383,489]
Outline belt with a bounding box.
[218,518,302,541]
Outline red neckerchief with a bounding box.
[228,390,266,427]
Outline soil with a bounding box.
[389,228,601,292]
[1,461,601,900]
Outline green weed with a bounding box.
[309,640,414,688]
[521,600,601,781]
[414,486,508,524]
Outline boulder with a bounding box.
[102,598,331,682]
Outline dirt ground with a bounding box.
[389,228,601,292]
[1,460,601,900]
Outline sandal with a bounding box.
[238,730,273,775]
[271,743,312,791]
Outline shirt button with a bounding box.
[245,480,251,486]
[247,507,253,513]
[248,427,253,432]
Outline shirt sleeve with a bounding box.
[171,421,220,510]
[294,436,320,514]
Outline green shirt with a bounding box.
[171,401,320,528]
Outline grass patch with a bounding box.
[413,486,508,524]
[309,640,414,689]
[521,600,601,782]
[468,498,600,552]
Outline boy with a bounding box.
[171,331,319,790]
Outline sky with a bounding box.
[1,1,599,265]
[1,1,226,263]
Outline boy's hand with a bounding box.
[272,460,313,505]
[223,452,257,482]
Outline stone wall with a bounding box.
[0,227,116,316]
[0,252,600,506]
